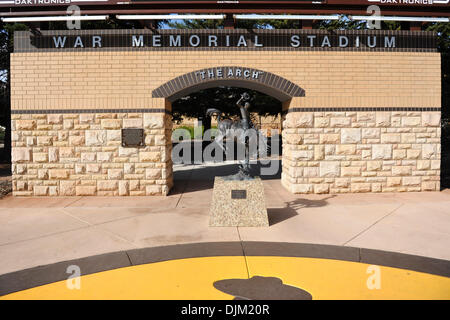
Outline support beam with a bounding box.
[301,19,313,29]
[223,13,235,29]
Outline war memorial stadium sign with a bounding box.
[15,29,437,52]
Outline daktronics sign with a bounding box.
[1,0,449,6]
[1,0,112,5]
[365,0,449,5]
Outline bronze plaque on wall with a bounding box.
[122,129,144,147]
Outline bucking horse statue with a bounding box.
[206,92,268,181]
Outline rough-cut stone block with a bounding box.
[402,177,421,186]
[145,168,161,179]
[98,180,118,191]
[146,185,162,195]
[351,183,371,193]
[76,186,97,196]
[140,152,160,162]
[314,145,325,160]
[107,130,122,142]
[336,145,356,155]
[124,163,135,174]
[64,120,74,130]
[320,134,340,144]
[12,148,32,163]
[144,114,165,129]
[86,130,106,146]
[393,149,406,160]
[314,117,329,128]
[381,133,401,144]
[362,128,380,139]
[119,181,129,196]
[37,136,53,146]
[422,112,441,127]
[314,184,329,194]
[292,150,314,161]
[341,167,361,177]
[422,181,437,191]
[33,153,48,163]
[209,177,268,227]
[402,117,421,127]
[422,144,436,159]
[68,136,84,147]
[376,113,391,127]
[320,162,340,177]
[81,152,96,162]
[341,129,361,144]
[417,160,430,170]
[406,149,421,160]
[16,120,36,130]
[86,163,101,173]
[372,145,392,160]
[49,148,59,162]
[38,169,48,180]
[97,152,113,162]
[47,114,63,124]
[60,181,76,196]
[60,147,75,158]
[401,133,415,144]
[49,169,69,179]
[291,184,313,194]
[101,119,122,129]
[25,136,35,146]
[123,118,143,128]
[119,147,138,157]
[284,134,303,145]
[108,169,123,180]
[79,114,95,124]
[330,117,351,128]
[34,186,49,196]
[387,177,402,187]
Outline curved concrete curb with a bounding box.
[1,241,449,296]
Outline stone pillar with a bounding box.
[281,99,441,194]
[11,98,173,196]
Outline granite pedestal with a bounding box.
[209,176,269,227]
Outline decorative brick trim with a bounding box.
[285,107,441,114]
[152,66,305,102]
[11,108,171,115]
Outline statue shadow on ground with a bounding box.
[268,196,336,226]
[213,276,312,300]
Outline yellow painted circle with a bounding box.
[1,256,449,300]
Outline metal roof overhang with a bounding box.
[0,1,449,18]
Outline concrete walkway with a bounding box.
[0,161,449,275]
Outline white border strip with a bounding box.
[116,14,226,20]
[351,15,449,23]
[1,15,109,22]
[234,14,341,20]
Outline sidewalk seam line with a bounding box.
[237,228,250,279]
[342,203,405,246]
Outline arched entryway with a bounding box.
[152,66,305,194]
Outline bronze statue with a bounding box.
[206,92,257,180]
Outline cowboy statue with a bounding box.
[206,92,267,181]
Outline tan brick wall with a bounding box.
[10,50,442,196]
[11,51,440,110]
